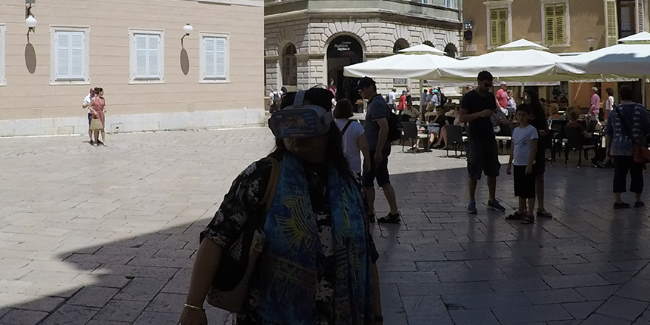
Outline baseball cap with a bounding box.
[500,81,507,86]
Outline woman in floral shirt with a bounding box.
[180,88,381,325]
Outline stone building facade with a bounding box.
[264,0,463,100]
[0,0,263,137]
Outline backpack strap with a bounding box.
[261,157,281,214]
[341,120,353,135]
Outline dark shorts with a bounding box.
[363,147,391,188]
[514,165,536,198]
[87,113,92,126]
[466,139,500,180]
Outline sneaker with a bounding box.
[614,202,631,209]
[635,201,645,208]
[536,210,553,218]
[488,200,506,212]
[377,213,400,224]
[467,201,477,214]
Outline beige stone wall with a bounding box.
[264,16,460,93]
[463,0,606,55]
[0,0,263,134]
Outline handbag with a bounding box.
[90,118,103,130]
[614,105,650,164]
[206,157,280,312]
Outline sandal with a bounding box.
[506,211,524,220]
[614,202,631,209]
[377,213,400,224]
[521,215,535,224]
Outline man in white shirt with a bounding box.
[82,88,95,144]
[387,88,397,112]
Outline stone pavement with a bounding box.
[1,128,650,325]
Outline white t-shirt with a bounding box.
[606,96,615,111]
[335,118,365,174]
[512,124,539,166]
[83,94,92,112]
[388,91,396,105]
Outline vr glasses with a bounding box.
[268,91,333,139]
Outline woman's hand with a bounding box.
[179,307,207,325]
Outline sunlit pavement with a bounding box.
[2,128,650,324]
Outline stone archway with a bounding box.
[281,43,297,87]
[444,43,458,58]
[326,34,364,102]
[393,38,410,53]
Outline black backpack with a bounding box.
[387,109,403,142]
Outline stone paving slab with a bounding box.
[2,128,650,324]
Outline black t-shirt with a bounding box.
[461,90,497,140]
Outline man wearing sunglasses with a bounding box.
[459,71,507,215]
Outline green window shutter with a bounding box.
[606,0,618,45]
[555,4,566,44]
[490,9,499,45]
[545,5,556,44]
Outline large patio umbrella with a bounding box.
[343,44,457,79]
[432,39,565,82]
[557,32,650,78]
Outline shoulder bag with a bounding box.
[206,157,281,312]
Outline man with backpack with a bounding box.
[358,77,401,224]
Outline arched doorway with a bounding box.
[393,38,410,53]
[444,43,458,58]
[282,43,297,87]
[327,35,364,102]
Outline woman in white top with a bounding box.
[605,88,615,121]
[333,99,370,177]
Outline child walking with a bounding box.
[507,105,539,224]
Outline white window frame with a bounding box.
[540,0,571,47]
[484,0,513,49]
[129,29,165,83]
[0,24,5,86]
[50,26,90,85]
[200,32,230,83]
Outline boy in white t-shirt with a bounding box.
[333,99,370,177]
[507,106,539,224]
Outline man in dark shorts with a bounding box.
[358,77,400,224]
[459,71,507,214]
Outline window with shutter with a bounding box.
[543,3,567,46]
[489,8,509,47]
[606,0,619,46]
[52,29,88,82]
[131,32,163,81]
[201,35,229,81]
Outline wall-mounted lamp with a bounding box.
[585,37,596,51]
[25,2,37,36]
[181,24,193,45]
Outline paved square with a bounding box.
[2,128,650,324]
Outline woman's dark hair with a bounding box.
[524,89,546,122]
[94,87,103,94]
[606,87,614,96]
[271,90,351,177]
[620,86,634,101]
[304,88,334,111]
[334,99,354,119]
